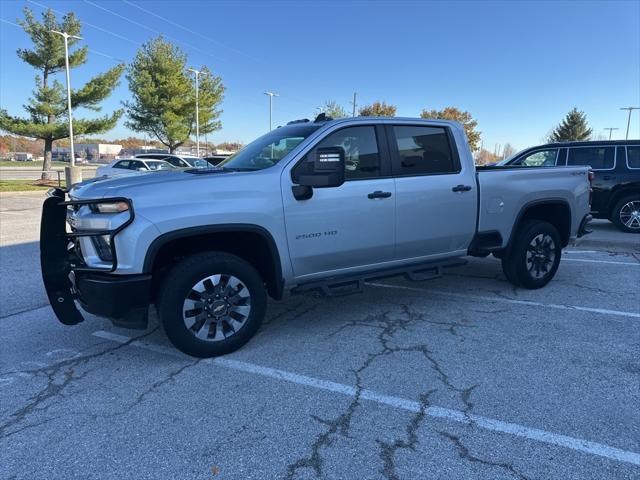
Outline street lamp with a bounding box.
[264,91,279,131]
[603,127,619,140]
[51,30,82,168]
[620,107,640,140]
[188,68,207,157]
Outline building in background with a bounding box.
[13,152,34,161]
[53,143,122,163]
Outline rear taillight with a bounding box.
[588,170,594,205]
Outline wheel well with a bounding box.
[514,202,571,247]
[147,230,283,301]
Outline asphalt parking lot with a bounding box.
[1,191,639,480]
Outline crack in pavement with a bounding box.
[439,431,530,480]
[377,390,435,480]
[0,327,158,440]
[131,358,203,407]
[285,304,481,479]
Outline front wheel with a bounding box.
[612,196,640,233]
[501,220,562,289]
[158,252,267,357]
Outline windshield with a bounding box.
[219,124,322,171]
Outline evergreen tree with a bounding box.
[358,101,397,117]
[0,8,124,178]
[125,37,225,153]
[548,108,592,142]
[420,106,481,151]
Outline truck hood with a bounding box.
[69,169,229,199]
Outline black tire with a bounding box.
[611,195,640,233]
[501,220,562,289]
[158,252,267,357]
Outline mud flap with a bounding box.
[40,193,84,325]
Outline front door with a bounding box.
[282,125,395,280]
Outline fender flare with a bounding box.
[143,224,284,299]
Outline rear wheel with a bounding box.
[612,195,640,233]
[158,252,267,357]
[501,220,561,289]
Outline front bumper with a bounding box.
[577,214,593,238]
[40,189,151,329]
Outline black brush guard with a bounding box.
[40,188,135,326]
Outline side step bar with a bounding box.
[292,258,467,297]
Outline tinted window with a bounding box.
[627,146,640,168]
[567,147,615,170]
[113,160,129,169]
[515,149,557,167]
[129,160,146,170]
[393,126,456,175]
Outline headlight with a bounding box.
[90,201,129,214]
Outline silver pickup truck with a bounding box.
[41,116,592,357]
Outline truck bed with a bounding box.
[475,165,591,248]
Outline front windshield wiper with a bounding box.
[218,166,261,172]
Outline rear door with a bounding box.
[389,124,477,260]
[566,145,616,215]
[282,124,396,280]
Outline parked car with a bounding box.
[41,116,592,357]
[135,153,214,169]
[203,154,230,166]
[96,158,175,177]
[499,141,640,232]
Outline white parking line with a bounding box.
[367,283,640,319]
[562,258,640,266]
[92,329,640,466]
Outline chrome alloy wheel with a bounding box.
[182,274,251,341]
[525,234,556,279]
[619,200,640,230]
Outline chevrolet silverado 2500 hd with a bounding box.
[41,116,593,357]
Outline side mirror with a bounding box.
[137,167,148,171]
[298,147,345,188]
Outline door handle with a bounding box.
[452,184,472,192]
[368,190,392,199]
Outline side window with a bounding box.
[393,125,456,175]
[627,146,640,169]
[567,147,615,170]
[174,157,190,168]
[113,160,129,169]
[515,149,558,167]
[129,160,145,170]
[295,126,381,181]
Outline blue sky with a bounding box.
[1,0,639,151]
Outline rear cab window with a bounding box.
[567,146,615,170]
[390,125,459,175]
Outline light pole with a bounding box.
[620,107,640,140]
[603,127,619,140]
[264,91,279,131]
[51,30,82,168]
[188,68,207,157]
